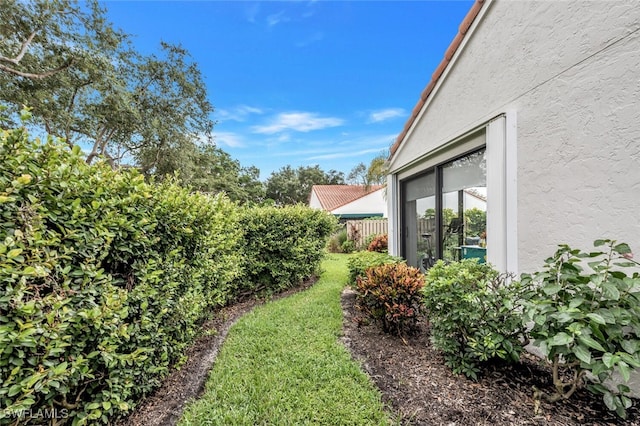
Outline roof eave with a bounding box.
[388,0,490,165]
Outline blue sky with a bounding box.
[104,1,473,179]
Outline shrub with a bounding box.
[355,263,425,336]
[341,239,356,254]
[423,259,528,379]
[522,240,640,418]
[346,251,404,285]
[236,205,337,295]
[326,229,346,253]
[366,234,388,253]
[0,124,243,424]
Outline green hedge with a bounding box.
[346,251,404,285]
[236,205,337,295]
[0,126,243,424]
[0,124,336,424]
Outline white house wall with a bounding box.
[332,189,388,217]
[308,191,323,210]
[389,0,640,273]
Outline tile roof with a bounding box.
[311,185,384,212]
[390,0,486,156]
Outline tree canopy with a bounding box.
[0,0,213,168]
[347,153,388,186]
[265,165,345,205]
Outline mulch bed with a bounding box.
[118,279,640,426]
[340,288,640,426]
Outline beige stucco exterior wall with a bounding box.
[389,0,640,273]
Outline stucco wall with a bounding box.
[308,190,323,209]
[389,0,640,273]
[332,189,387,217]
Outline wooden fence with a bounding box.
[346,219,388,249]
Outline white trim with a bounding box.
[396,126,487,180]
[485,112,518,274]
[391,110,517,274]
[387,174,400,256]
[505,110,518,274]
[390,0,494,165]
[486,116,507,272]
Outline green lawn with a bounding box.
[178,253,391,425]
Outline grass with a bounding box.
[178,253,391,425]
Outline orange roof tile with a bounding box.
[311,185,384,212]
[390,0,486,157]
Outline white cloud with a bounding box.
[216,105,264,122]
[245,3,260,23]
[252,112,344,134]
[307,147,386,161]
[267,11,290,27]
[296,32,324,48]
[214,131,245,148]
[368,108,406,123]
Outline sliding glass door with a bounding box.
[402,171,436,270]
[440,149,487,263]
[401,148,487,269]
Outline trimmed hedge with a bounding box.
[0,125,331,424]
[346,251,404,285]
[236,205,337,295]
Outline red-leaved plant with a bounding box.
[367,234,388,253]
[355,263,425,336]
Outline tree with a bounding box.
[0,0,102,79]
[347,162,367,186]
[139,142,265,204]
[347,153,388,186]
[0,1,214,167]
[265,165,345,205]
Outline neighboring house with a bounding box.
[309,185,387,220]
[387,0,640,274]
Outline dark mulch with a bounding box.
[340,288,640,426]
[118,280,640,426]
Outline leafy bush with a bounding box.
[326,229,346,253]
[355,263,425,336]
[346,251,404,285]
[423,260,528,379]
[341,239,356,254]
[366,234,388,253]
[522,240,640,418]
[0,125,243,424]
[236,205,337,295]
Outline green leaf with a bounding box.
[602,282,620,300]
[542,283,561,295]
[574,344,592,364]
[618,361,631,382]
[577,335,606,352]
[7,248,23,258]
[614,243,632,254]
[8,384,22,397]
[602,352,619,368]
[587,313,606,325]
[549,332,573,347]
[603,391,616,410]
[594,239,608,247]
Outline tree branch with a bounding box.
[0,58,73,79]
[0,31,38,65]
